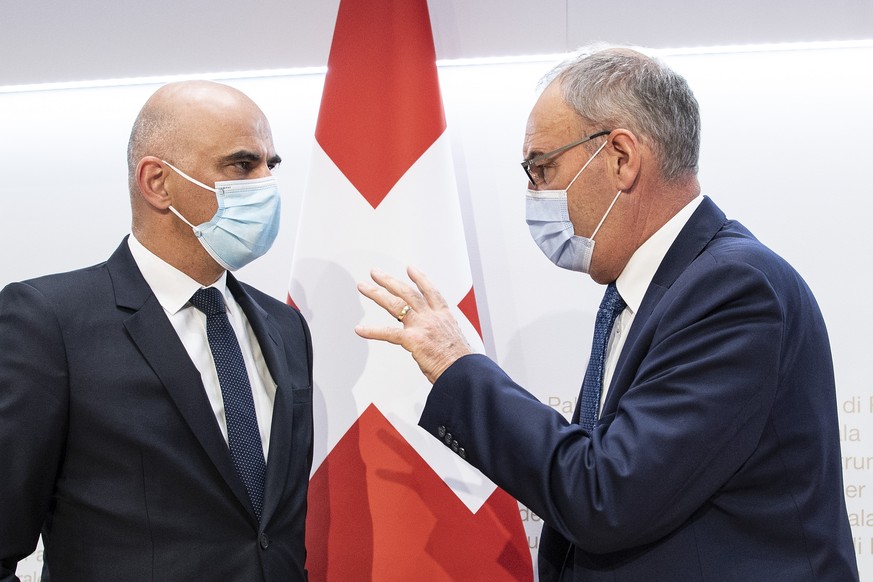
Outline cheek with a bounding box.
[566,188,598,237]
[194,195,219,223]
[175,191,218,225]
[567,168,612,237]
[566,194,582,235]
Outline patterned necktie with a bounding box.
[190,287,266,520]
[579,282,626,432]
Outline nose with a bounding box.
[253,163,273,179]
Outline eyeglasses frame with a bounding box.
[521,130,611,186]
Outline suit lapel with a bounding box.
[603,197,728,413]
[226,275,294,525]
[107,239,256,523]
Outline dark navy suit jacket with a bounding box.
[0,239,313,582]
[420,198,859,581]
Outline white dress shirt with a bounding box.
[127,235,276,460]
[600,195,704,411]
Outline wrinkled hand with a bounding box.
[355,266,474,384]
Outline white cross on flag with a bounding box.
[287,0,532,579]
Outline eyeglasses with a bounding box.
[521,130,611,186]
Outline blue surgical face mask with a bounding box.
[525,140,620,273]
[163,161,281,271]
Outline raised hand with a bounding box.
[355,266,474,384]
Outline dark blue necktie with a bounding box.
[579,283,626,432]
[190,287,266,520]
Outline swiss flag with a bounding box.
[288,0,532,579]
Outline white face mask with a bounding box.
[163,161,281,271]
[525,140,620,273]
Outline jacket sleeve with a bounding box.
[419,257,784,554]
[0,283,70,581]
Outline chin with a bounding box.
[586,264,616,285]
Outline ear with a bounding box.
[604,129,641,192]
[136,156,172,210]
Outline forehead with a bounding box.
[216,117,274,158]
[185,97,276,159]
[524,82,581,154]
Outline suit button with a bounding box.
[458,447,466,459]
[451,440,459,452]
[438,425,447,438]
[260,532,270,550]
[444,432,453,445]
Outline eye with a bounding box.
[537,162,557,185]
[524,162,543,185]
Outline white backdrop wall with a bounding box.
[2,44,872,579]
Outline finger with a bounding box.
[356,280,404,315]
[357,280,419,325]
[354,323,406,346]
[407,265,449,311]
[370,268,428,311]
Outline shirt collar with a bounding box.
[615,195,704,315]
[127,234,228,315]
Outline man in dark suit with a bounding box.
[355,47,859,580]
[0,81,313,581]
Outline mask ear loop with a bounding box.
[590,190,622,240]
[167,205,201,236]
[565,139,609,191]
[162,160,217,193]
[162,160,213,236]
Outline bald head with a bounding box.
[126,80,269,194]
[125,80,279,284]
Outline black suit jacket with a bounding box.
[0,239,313,581]
[419,198,859,580]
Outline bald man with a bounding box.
[0,81,313,581]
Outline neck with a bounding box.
[587,175,700,284]
[132,223,225,286]
[637,175,700,241]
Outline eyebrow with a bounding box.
[219,150,283,166]
[523,149,545,163]
[523,142,554,163]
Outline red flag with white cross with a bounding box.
[287,0,532,579]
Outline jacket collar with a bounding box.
[107,237,292,527]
